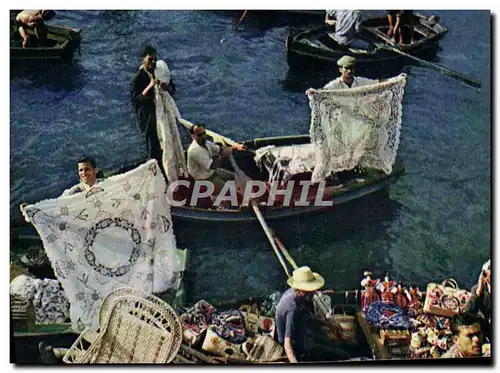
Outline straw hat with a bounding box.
[287,266,325,292]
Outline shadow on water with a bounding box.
[10,59,85,92]
[209,10,324,30]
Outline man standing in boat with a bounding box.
[322,55,378,90]
[131,45,174,173]
[16,10,56,48]
[324,10,363,48]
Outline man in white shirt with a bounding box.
[187,124,246,190]
[20,155,102,220]
[307,56,378,93]
[61,156,102,196]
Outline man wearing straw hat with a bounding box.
[275,266,349,363]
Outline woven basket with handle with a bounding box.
[64,289,182,364]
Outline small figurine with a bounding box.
[408,283,423,317]
[376,271,397,304]
[360,270,380,311]
[395,281,412,310]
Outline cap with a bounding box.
[337,55,356,67]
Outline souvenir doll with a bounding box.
[408,283,423,317]
[360,271,380,312]
[376,271,397,303]
[395,281,412,310]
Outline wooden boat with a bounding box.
[286,12,448,70]
[11,285,373,364]
[10,21,82,61]
[168,119,406,223]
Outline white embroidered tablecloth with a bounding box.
[22,160,180,331]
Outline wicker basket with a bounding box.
[64,291,182,364]
[331,305,358,345]
[243,335,284,362]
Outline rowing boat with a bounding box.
[10,21,82,61]
[170,118,406,222]
[286,12,448,72]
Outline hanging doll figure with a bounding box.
[408,283,423,317]
[376,271,397,304]
[360,271,380,311]
[395,281,412,310]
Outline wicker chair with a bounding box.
[64,291,182,364]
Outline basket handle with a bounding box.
[332,305,347,316]
[442,278,459,289]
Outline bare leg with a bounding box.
[387,15,394,37]
[393,17,402,44]
[34,23,48,46]
[18,26,29,48]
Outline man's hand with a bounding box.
[305,88,316,95]
[232,143,247,152]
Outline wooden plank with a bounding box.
[363,26,396,46]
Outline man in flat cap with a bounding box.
[323,55,378,89]
[305,55,377,95]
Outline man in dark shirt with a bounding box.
[130,45,174,171]
[275,266,349,363]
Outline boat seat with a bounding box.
[413,23,433,37]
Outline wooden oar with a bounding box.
[220,10,249,43]
[374,43,481,88]
[250,200,291,277]
[270,229,298,270]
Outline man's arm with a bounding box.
[354,11,363,34]
[325,11,335,26]
[131,71,154,108]
[208,145,230,170]
[284,337,297,363]
[283,309,300,363]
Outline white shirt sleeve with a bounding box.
[193,146,213,171]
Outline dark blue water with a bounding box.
[10,10,491,305]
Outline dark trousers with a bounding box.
[135,105,165,176]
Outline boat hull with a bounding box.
[286,13,448,72]
[10,23,82,61]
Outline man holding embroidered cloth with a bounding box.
[324,55,378,90]
[131,45,175,171]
